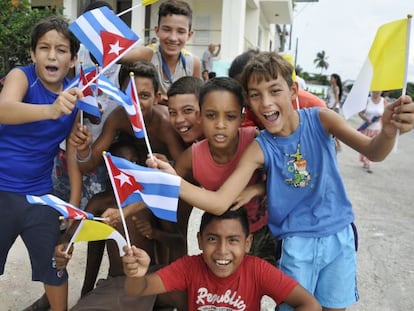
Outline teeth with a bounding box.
[263,111,276,117]
[179,127,189,133]
[215,259,230,265]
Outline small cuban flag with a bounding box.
[103,152,181,222]
[69,6,140,68]
[26,194,94,220]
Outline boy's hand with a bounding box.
[146,156,177,175]
[383,95,414,136]
[122,245,150,278]
[133,217,155,240]
[102,208,121,226]
[49,88,83,119]
[68,124,93,153]
[54,243,73,270]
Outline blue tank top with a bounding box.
[256,108,354,239]
[0,64,78,195]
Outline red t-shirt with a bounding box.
[157,254,298,311]
[192,127,267,233]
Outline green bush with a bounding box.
[0,0,60,76]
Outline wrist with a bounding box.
[76,145,92,163]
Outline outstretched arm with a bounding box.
[321,95,414,162]
[0,68,82,124]
[148,141,264,215]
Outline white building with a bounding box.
[32,0,293,75]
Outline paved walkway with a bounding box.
[2,117,414,310]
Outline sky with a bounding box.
[290,0,414,83]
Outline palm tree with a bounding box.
[313,50,329,74]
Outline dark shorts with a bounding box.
[0,191,68,285]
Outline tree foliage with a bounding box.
[313,50,329,74]
[0,0,58,76]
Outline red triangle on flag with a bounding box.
[80,66,94,97]
[105,155,143,204]
[101,31,137,67]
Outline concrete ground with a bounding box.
[1,117,414,310]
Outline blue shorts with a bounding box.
[277,224,359,310]
[0,191,68,286]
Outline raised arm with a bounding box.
[0,68,82,124]
[321,95,414,162]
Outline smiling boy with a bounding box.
[122,0,201,104]
[122,208,321,311]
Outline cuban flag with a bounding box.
[97,74,132,110]
[77,65,102,118]
[26,194,94,220]
[123,75,146,139]
[65,66,102,119]
[69,6,140,68]
[103,152,181,222]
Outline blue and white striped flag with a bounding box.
[104,153,181,222]
[69,6,140,68]
[26,194,94,220]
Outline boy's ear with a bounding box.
[69,54,78,69]
[197,232,203,251]
[30,50,36,64]
[245,234,253,253]
[291,81,299,100]
[155,91,164,103]
[187,30,194,40]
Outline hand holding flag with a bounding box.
[103,152,181,222]
[342,16,412,119]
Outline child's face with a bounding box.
[201,90,242,150]
[30,30,76,92]
[168,94,202,144]
[197,218,252,278]
[155,14,193,58]
[247,75,298,136]
[133,76,158,117]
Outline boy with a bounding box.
[122,0,201,104]
[167,76,204,145]
[122,208,321,310]
[173,77,276,265]
[70,61,186,172]
[66,136,159,311]
[69,62,186,263]
[148,52,414,310]
[0,16,81,311]
[228,49,326,129]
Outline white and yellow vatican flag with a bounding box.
[342,15,412,119]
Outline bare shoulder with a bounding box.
[0,67,28,100]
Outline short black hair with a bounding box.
[228,49,259,80]
[118,61,160,93]
[158,0,193,30]
[199,77,244,111]
[199,208,250,237]
[167,76,203,99]
[31,16,80,59]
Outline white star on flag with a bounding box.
[109,40,124,56]
[115,172,132,187]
